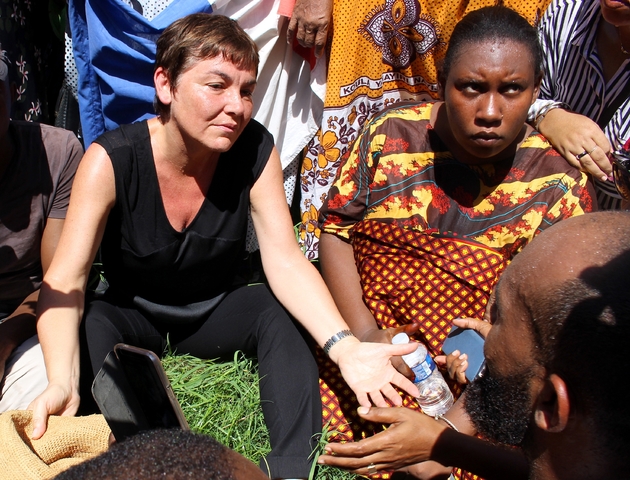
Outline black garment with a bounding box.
[95,120,272,320]
[83,121,321,477]
[83,285,320,478]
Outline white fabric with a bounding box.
[215,0,324,250]
[0,335,48,412]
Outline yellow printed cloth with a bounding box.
[0,410,111,480]
[299,0,552,259]
[317,101,594,479]
[320,102,595,255]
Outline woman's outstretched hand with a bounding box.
[328,337,420,407]
[361,323,422,380]
[28,383,80,440]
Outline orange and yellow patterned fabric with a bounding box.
[299,0,552,259]
[320,102,594,253]
[317,224,507,479]
[316,101,594,479]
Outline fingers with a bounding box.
[355,391,371,408]
[392,357,415,382]
[445,350,468,384]
[356,405,410,424]
[380,381,408,407]
[298,24,318,50]
[319,440,387,472]
[313,27,329,58]
[29,401,50,440]
[368,389,389,407]
[400,322,422,336]
[286,16,298,43]
[388,371,419,400]
[452,317,492,338]
[385,341,418,357]
[573,144,612,180]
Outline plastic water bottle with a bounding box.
[392,332,454,416]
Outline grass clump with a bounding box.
[162,351,360,480]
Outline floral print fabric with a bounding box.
[0,0,63,123]
[320,102,594,256]
[299,0,552,259]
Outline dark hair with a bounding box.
[525,217,630,460]
[153,14,259,120]
[441,6,542,82]
[55,429,239,479]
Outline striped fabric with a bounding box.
[528,0,630,209]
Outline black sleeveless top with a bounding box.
[95,120,273,324]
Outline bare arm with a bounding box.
[319,232,419,377]
[319,233,378,340]
[0,218,65,382]
[29,143,115,439]
[250,147,419,407]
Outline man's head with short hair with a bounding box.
[465,211,630,477]
[54,428,268,479]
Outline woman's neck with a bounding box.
[148,117,219,178]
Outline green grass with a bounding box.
[162,351,361,480]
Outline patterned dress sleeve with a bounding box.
[541,161,597,228]
[319,122,380,241]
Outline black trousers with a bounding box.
[82,284,321,478]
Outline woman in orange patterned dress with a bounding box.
[289,0,552,260]
[316,6,595,479]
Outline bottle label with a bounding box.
[411,353,436,383]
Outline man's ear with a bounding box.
[154,67,173,106]
[533,373,570,433]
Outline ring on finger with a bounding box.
[575,146,598,161]
[367,463,378,476]
[575,150,590,161]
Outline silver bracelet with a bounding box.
[533,101,570,131]
[323,329,354,355]
[435,414,459,432]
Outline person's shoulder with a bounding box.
[12,121,82,166]
[94,121,149,153]
[540,0,588,27]
[12,120,71,143]
[241,118,274,144]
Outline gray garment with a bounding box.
[0,121,83,304]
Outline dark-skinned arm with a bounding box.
[319,232,380,341]
[318,406,528,480]
[319,232,420,377]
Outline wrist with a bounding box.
[326,334,360,364]
[533,102,570,132]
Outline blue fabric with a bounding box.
[69,0,213,146]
